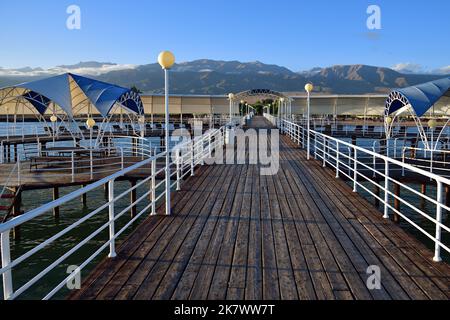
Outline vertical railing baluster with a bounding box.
[90,150,93,179]
[433,181,443,262]
[71,152,75,183]
[336,141,340,178]
[372,148,376,178]
[353,148,358,192]
[176,149,181,191]
[17,158,21,185]
[151,157,156,215]
[108,180,116,258]
[1,230,13,300]
[121,148,124,170]
[191,140,195,176]
[402,148,406,177]
[383,159,389,219]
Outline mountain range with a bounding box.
[0,60,448,95]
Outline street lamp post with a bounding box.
[86,117,96,145]
[305,83,314,160]
[429,119,437,151]
[50,114,58,145]
[158,51,176,216]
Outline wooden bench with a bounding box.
[29,156,81,171]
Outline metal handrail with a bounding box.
[0,126,227,300]
[270,116,449,263]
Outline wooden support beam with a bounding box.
[411,138,417,159]
[130,180,137,218]
[81,184,87,206]
[104,183,109,200]
[53,187,60,219]
[14,145,18,163]
[420,183,427,210]
[374,185,380,207]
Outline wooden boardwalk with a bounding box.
[70,117,450,300]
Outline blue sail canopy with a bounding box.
[22,91,52,115]
[386,77,450,117]
[70,74,142,117]
[1,73,143,118]
[18,74,73,117]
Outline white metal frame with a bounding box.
[0,126,226,300]
[267,115,449,265]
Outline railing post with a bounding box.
[372,148,376,178]
[176,149,181,191]
[200,138,205,166]
[108,179,116,258]
[336,141,340,178]
[1,230,13,300]
[347,147,352,177]
[208,131,212,157]
[190,140,195,176]
[314,133,318,160]
[322,137,327,167]
[120,148,124,170]
[353,148,357,192]
[386,139,390,158]
[394,139,398,158]
[430,149,434,175]
[402,149,406,177]
[302,127,305,148]
[151,157,156,215]
[71,152,75,183]
[433,181,443,262]
[383,159,389,219]
[17,158,21,185]
[37,139,42,157]
[90,150,93,180]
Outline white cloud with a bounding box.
[433,66,450,75]
[0,63,137,77]
[391,62,424,74]
[392,63,450,75]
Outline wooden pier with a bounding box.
[69,117,450,300]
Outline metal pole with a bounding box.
[433,181,443,262]
[383,160,389,219]
[1,230,13,300]
[191,140,195,176]
[229,99,232,125]
[176,149,181,191]
[307,92,311,160]
[336,141,340,178]
[165,68,171,216]
[108,180,116,258]
[353,148,358,192]
[71,152,75,182]
[151,157,156,215]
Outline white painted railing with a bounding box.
[268,115,449,264]
[0,127,226,300]
[0,124,43,140]
[401,147,450,177]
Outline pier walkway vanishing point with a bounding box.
[70,116,450,300]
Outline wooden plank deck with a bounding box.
[69,116,450,300]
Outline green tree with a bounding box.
[130,85,143,94]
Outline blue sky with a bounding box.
[0,0,448,72]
